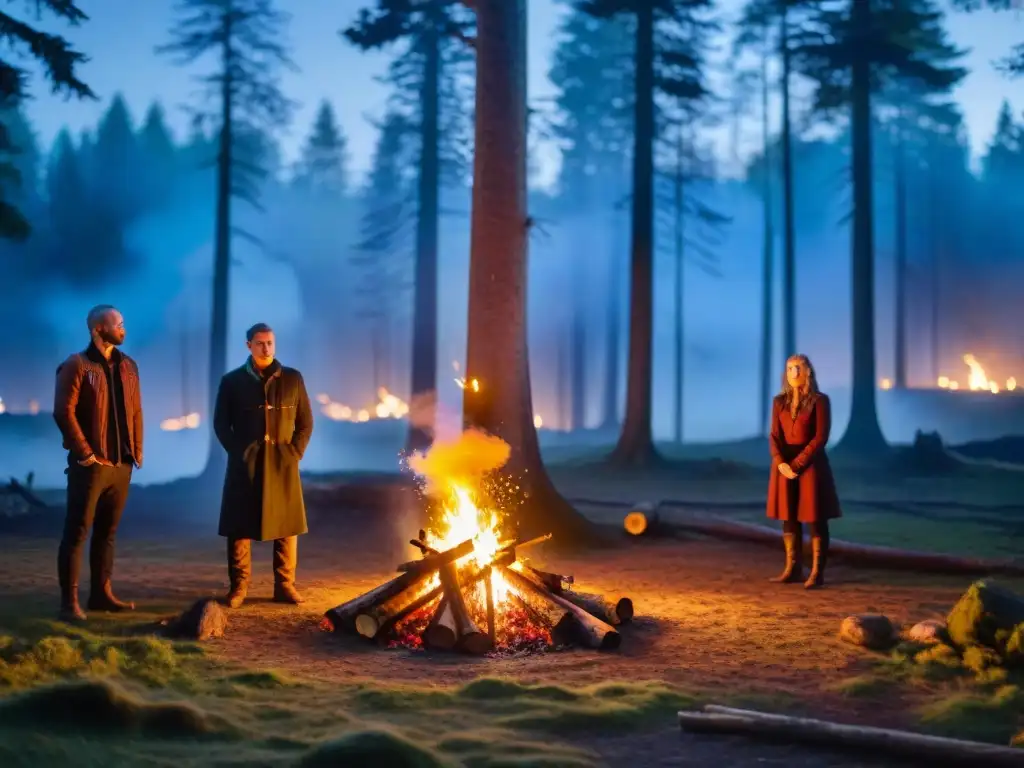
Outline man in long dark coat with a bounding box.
[213,322,313,607]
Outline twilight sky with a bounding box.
[23,0,1023,187]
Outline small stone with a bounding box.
[905,619,946,645]
[168,598,228,641]
[839,614,896,650]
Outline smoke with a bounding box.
[407,428,510,496]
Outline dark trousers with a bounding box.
[58,463,132,600]
[783,519,830,548]
[227,536,298,588]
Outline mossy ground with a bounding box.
[3,462,1023,764]
[0,607,697,767]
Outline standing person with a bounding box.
[766,354,842,589]
[214,323,313,608]
[53,305,143,622]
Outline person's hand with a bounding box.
[778,462,797,480]
[78,454,98,467]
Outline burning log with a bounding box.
[397,538,475,574]
[325,570,426,632]
[563,591,634,626]
[501,566,621,650]
[504,574,576,646]
[522,565,572,594]
[422,598,457,650]
[355,570,440,640]
[439,562,491,655]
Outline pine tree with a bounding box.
[950,0,1022,76]
[549,3,634,433]
[350,112,414,396]
[0,1,94,240]
[797,0,965,454]
[579,0,716,466]
[159,0,295,474]
[138,102,178,210]
[736,0,819,369]
[345,0,475,452]
[293,100,348,195]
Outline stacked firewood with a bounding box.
[324,531,634,654]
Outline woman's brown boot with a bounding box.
[804,537,827,589]
[770,533,803,583]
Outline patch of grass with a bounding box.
[0,678,236,739]
[297,727,452,768]
[825,674,898,697]
[919,685,1024,744]
[224,669,296,689]
[0,626,194,689]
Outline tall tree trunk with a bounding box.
[758,39,775,436]
[557,323,569,429]
[204,29,233,478]
[463,0,593,542]
[600,173,624,430]
[780,6,797,361]
[837,0,887,454]
[406,14,441,454]
[893,113,908,389]
[673,123,685,444]
[610,3,660,466]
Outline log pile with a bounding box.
[324,530,634,654]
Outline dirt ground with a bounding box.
[0,490,994,767]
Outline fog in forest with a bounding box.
[1,0,1022,489]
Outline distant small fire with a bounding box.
[452,361,544,429]
[160,413,201,431]
[880,354,1018,394]
[0,397,42,416]
[316,387,409,422]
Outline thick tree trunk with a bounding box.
[836,0,887,455]
[928,153,941,384]
[203,32,233,479]
[758,40,775,436]
[610,3,660,466]
[405,16,442,454]
[780,8,796,362]
[463,0,595,543]
[893,114,908,389]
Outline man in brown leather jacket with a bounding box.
[53,305,143,622]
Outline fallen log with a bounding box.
[483,568,497,645]
[325,570,425,631]
[670,513,1024,576]
[422,597,457,650]
[439,562,491,655]
[679,705,1024,767]
[396,538,475,574]
[501,566,620,650]
[563,590,633,626]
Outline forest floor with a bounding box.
[2,452,1024,766]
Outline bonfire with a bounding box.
[323,430,634,655]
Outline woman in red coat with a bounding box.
[766,354,842,588]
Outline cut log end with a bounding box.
[355,614,380,639]
[422,624,457,650]
[615,597,634,624]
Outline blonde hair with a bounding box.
[778,354,820,417]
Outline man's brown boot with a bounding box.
[804,537,827,589]
[273,536,304,604]
[59,585,87,623]
[88,580,135,612]
[769,532,803,583]
[225,583,248,609]
[225,538,252,608]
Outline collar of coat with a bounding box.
[84,342,126,366]
[245,357,282,382]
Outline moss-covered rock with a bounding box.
[946,581,1024,653]
[839,614,896,650]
